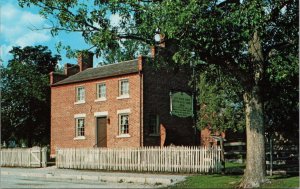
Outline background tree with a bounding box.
[18,0,298,187]
[197,65,245,134]
[98,40,150,65]
[1,46,61,146]
[264,44,299,144]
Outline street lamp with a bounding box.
[154,28,161,43]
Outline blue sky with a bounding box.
[0,0,121,67]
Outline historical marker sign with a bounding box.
[170,91,193,118]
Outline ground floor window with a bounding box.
[75,118,85,137]
[119,114,129,134]
[149,114,159,135]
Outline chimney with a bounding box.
[78,51,93,72]
[151,46,156,58]
[137,55,143,71]
[64,63,79,76]
[158,34,165,48]
[49,72,67,85]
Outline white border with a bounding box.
[94,111,108,117]
[74,113,86,118]
[117,109,131,114]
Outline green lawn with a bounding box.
[168,175,299,188]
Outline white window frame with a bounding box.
[94,111,108,117]
[74,117,86,140]
[95,82,107,101]
[75,86,85,104]
[117,112,130,138]
[117,79,129,99]
[149,114,160,136]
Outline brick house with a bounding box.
[49,53,199,157]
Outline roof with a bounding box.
[53,59,139,86]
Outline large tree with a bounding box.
[1,46,61,146]
[18,0,298,187]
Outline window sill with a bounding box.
[73,136,86,140]
[95,98,107,102]
[149,134,160,137]
[116,134,131,138]
[116,95,130,100]
[74,101,85,105]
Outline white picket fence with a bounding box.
[1,147,47,167]
[56,146,222,173]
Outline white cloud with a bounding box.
[0,2,51,64]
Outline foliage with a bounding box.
[264,48,299,142]
[197,65,244,133]
[98,39,150,65]
[1,46,61,146]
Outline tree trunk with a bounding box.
[239,86,266,188]
[240,31,267,188]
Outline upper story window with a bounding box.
[149,114,160,136]
[119,79,129,97]
[76,86,85,103]
[96,83,106,100]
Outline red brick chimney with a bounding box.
[64,63,79,76]
[49,72,67,85]
[77,51,93,72]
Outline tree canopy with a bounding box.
[197,65,245,133]
[1,46,61,147]
[17,0,298,187]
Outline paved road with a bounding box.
[0,167,186,188]
[0,175,157,188]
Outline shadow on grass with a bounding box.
[270,174,299,180]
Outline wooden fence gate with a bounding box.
[1,147,47,167]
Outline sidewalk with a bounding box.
[1,166,186,186]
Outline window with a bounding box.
[119,114,129,134]
[96,83,106,99]
[76,86,85,102]
[75,118,85,137]
[149,114,160,135]
[119,79,129,96]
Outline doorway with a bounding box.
[96,117,107,147]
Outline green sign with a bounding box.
[170,92,193,118]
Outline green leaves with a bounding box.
[197,66,244,133]
[1,46,60,146]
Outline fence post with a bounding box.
[269,135,273,176]
[41,147,47,167]
[220,139,225,174]
[29,148,31,167]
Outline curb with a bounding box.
[1,171,175,185]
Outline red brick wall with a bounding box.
[50,73,142,156]
[142,59,196,147]
[200,128,226,147]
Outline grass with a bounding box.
[225,162,245,169]
[167,174,299,188]
[263,175,299,188]
[168,174,240,188]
